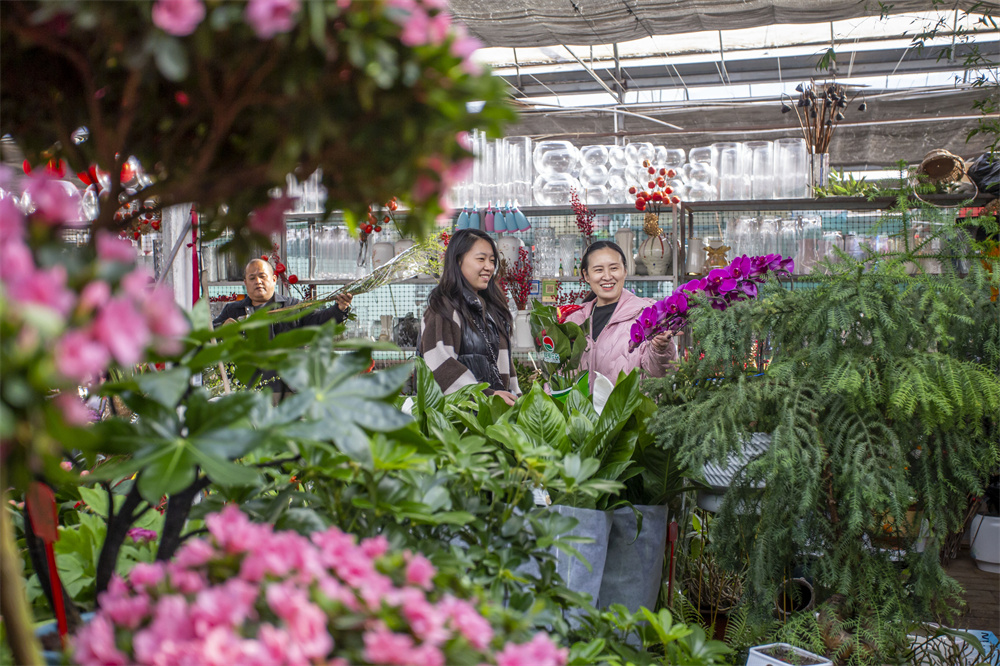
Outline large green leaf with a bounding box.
[275,328,414,468]
[581,370,642,462]
[516,383,569,452]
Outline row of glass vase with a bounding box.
[446,136,824,208]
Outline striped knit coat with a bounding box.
[419,294,520,396]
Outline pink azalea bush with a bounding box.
[0,173,189,425]
[73,505,568,666]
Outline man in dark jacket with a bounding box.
[212,258,353,396]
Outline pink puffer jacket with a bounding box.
[564,289,678,387]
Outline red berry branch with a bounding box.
[499,246,533,310]
[631,160,681,212]
[570,188,594,243]
[556,281,590,306]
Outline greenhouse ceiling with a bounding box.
[452,2,999,168]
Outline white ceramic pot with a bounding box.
[371,242,395,269]
[969,514,1000,573]
[497,236,524,270]
[746,643,831,666]
[637,235,672,276]
[613,228,636,275]
[514,310,535,349]
[686,237,705,275]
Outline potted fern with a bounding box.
[649,195,999,661]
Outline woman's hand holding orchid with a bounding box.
[628,253,794,352]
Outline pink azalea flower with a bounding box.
[54,393,93,426]
[0,196,24,243]
[405,553,436,589]
[439,595,493,650]
[92,297,151,366]
[0,236,33,282]
[14,265,76,316]
[174,538,216,569]
[128,562,165,591]
[78,280,111,313]
[359,534,389,559]
[132,595,196,664]
[245,0,300,39]
[96,231,137,265]
[71,614,130,666]
[206,504,271,555]
[362,624,415,665]
[248,195,293,235]
[411,174,439,203]
[25,173,79,225]
[496,633,568,666]
[151,0,206,36]
[128,527,158,544]
[201,626,243,666]
[192,579,258,637]
[119,266,156,302]
[167,564,208,594]
[55,329,110,383]
[401,590,449,646]
[98,578,151,630]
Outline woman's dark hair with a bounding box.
[579,240,629,302]
[427,228,512,339]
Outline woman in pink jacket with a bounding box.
[563,241,679,385]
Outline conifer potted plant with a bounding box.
[648,195,999,662]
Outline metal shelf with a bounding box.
[682,194,995,213]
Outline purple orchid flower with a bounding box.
[705,268,737,295]
[662,291,689,316]
[778,256,794,273]
[739,280,758,298]
[710,299,729,311]
[727,255,753,281]
[629,321,645,347]
[638,306,658,333]
[678,277,707,294]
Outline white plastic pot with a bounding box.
[969,514,1000,574]
[746,643,831,666]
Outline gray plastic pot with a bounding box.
[550,504,614,607]
[599,504,669,613]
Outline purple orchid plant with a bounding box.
[628,253,794,352]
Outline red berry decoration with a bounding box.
[652,192,663,202]
[388,200,398,211]
[671,195,680,204]
[133,231,141,240]
[174,91,190,107]
[647,181,655,189]
[667,169,676,178]
[374,225,382,232]
[151,220,161,231]
[664,186,673,195]
[383,216,390,224]
[288,275,299,284]
[656,178,665,187]
[628,186,637,194]
[261,255,269,260]
[635,200,646,211]
[659,168,667,176]
[647,166,656,175]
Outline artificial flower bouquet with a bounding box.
[628,254,794,351]
[72,505,568,666]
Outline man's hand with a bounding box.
[334,293,353,311]
[493,390,518,406]
[651,330,677,353]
